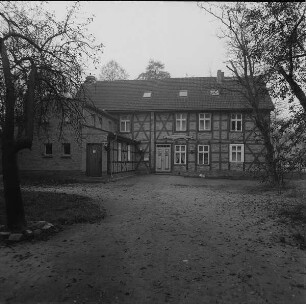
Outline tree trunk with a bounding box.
[278,66,306,113]
[263,132,279,184]
[2,139,26,231]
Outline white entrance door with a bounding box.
[156,145,171,172]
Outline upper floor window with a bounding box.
[230,144,244,162]
[120,115,130,132]
[199,113,211,131]
[98,117,103,129]
[198,145,209,165]
[231,114,242,131]
[174,145,186,164]
[64,115,71,124]
[175,113,187,131]
[91,114,96,127]
[179,90,188,97]
[42,117,50,125]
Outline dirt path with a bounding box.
[0,175,305,304]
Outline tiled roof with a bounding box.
[79,77,274,112]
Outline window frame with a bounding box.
[198,145,210,165]
[229,144,244,163]
[174,145,186,165]
[175,113,187,132]
[91,114,96,127]
[127,145,131,161]
[44,143,53,157]
[143,91,152,98]
[230,113,243,132]
[64,115,71,124]
[118,143,122,161]
[198,113,212,131]
[62,143,71,157]
[98,116,103,129]
[120,115,131,133]
[179,90,188,97]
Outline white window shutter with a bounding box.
[241,144,244,162]
[229,144,233,162]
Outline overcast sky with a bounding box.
[49,1,229,79]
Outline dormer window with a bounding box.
[143,91,152,98]
[179,90,188,97]
[210,89,220,96]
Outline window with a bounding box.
[176,113,187,131]
[231,114,242,131]
[108,120,112,131]
[199,113,211,131]
[120,116,130,132]
[99,117,103,129]
[62,143,71,156]
[174,145,186,164]
[198,145,209,165]
[44,143,52,156]
[230,144,244,162]
[118,143,122,161]
[42,117,50,124]
[143,91,152,98]
[210,89,220,96]
[127,145,131,161]
[64,115,71,124]
[179,90,188,97]
[91,114,96,127]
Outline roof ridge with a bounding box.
[91,76,234,83]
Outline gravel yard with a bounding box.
[0,175,305,304]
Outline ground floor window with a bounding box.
[230,144,244,162]
[62,143,71,156]
[127,144,131,161]
[198,145,209,165]
[44,143,52,156]
[118,143,122,161]
[174,145,186,164]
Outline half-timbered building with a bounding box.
[14,70,273,178]
[81,70,274,177]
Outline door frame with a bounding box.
[155,144,172,172]
[86,143,103,177]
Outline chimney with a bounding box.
[85,74,97,84]
[217,70,224,83]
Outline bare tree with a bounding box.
[99,60,129,81]
[244,2,306,113]
[0,2,103,230]
[271,114,306,183]
[199,2,279,182]
[137,59,171,80]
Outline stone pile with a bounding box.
[0,221,55,243]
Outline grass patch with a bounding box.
[0,190,106,226]
[279,204,306,224]
[20,175,80,186]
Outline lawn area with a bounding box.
[0,189,106,227]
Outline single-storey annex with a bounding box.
[17,102,141,178]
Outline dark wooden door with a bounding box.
[156,144,171,172]
[86,144,102,177]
